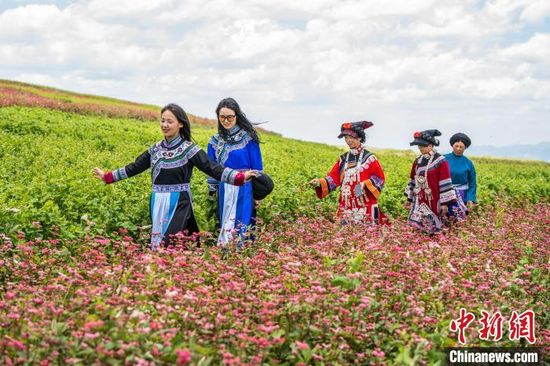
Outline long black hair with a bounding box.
[215,98,261,143]
[161,103,191,142]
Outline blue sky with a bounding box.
[1,0,549,150]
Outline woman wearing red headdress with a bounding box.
[309,121,387,224]
[405,129,457,233]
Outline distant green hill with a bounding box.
[467,142,550,163]
[1,81,549,239]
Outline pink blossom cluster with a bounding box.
[0,87,159,121]
[0,202,548,364]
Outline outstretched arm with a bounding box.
[93,149,151,184]
[312,159,341,199]
[190,149,257,186]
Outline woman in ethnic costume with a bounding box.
[309,121,387,224]
[207,98,263,246]
[404,129,457,233]
[92,103,257,248]
[444,133,477,220]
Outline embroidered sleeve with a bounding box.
[466,159,477,203]
[220,167,241,185]
[404,161,416,201]
[364,175,384,199]
[190,149,245,186]
[315,159,341,199]
[104,149,151,184]
[439,161,457,205]
[361,155,385,199]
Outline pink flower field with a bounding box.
[0,202,548,365]
[0,87,159,122]
[1,80,548,364]
[0,82,217,127]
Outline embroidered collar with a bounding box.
[164,134,183,148]
[349,145,364,156]
[228,125,241,135]
[223,127,248,144]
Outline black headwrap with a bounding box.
[338,121,374,143]
[410,129,442,147]
[450,133,471,148]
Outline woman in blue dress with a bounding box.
[92,103,257,248]
[207,98,263,247]
[444,133,477,219]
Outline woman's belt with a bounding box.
[453,183,469,190]
[152,183,192,193]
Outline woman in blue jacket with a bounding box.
[207,98,263,247]
[444,133,477,219]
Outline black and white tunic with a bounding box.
[104,135,244,247]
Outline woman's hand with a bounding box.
[440,204,449,216]
[255,200,262,209]
[244,170,259,182]
[92,167,105,181]
[309,178,321,187]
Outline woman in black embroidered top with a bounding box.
[92,103,257,248]
[404,129,457,234]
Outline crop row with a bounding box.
[0,106,549,240]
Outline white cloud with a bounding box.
[0,4,60,29]
[500,33,550,60]
[519,0,550,23]
[0,0,548,148]
[84,0,172,18]
[14,73,57,86]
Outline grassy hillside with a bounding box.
[0,79,214,125]
[1,80,549,239]
[0,81,549,365]
[0,103,549,240]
